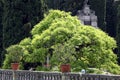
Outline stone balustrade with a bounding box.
[0,69,120,80]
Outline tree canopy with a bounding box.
[3,10,120,74]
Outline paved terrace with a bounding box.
[0,69,120,80]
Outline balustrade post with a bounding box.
[62,73,65,80]
[13,70,16,80]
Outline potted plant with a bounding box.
[50,43,76,72]
[6,45,24,70]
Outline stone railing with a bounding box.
[0,69,120,80]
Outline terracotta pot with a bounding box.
[11,63,19,70]
[60,64,70,72]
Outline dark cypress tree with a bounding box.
[46,0,84,15]
[2,0,46,65]
[89,0,106,31]
[106,0,116,37]
[111,0,120,64]
[0,1,3,66]
[2,0,46,48]
[116,4,120,64]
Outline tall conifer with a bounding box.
[2,0,46,65]
[106,0,116,37]
[0,1,3,66]
[116,5,120,64]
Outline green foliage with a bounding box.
[19,38,33,62]
[2,53,12,69]
[87,68,104,74]
[36,66,50,71]
[3,45,24,69]
[20,38,47,64]
[50,43,76,65]
[68,26,118,73]
[31,10,80,48]
[31,10,78,35]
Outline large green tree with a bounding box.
[3,10,119,74]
